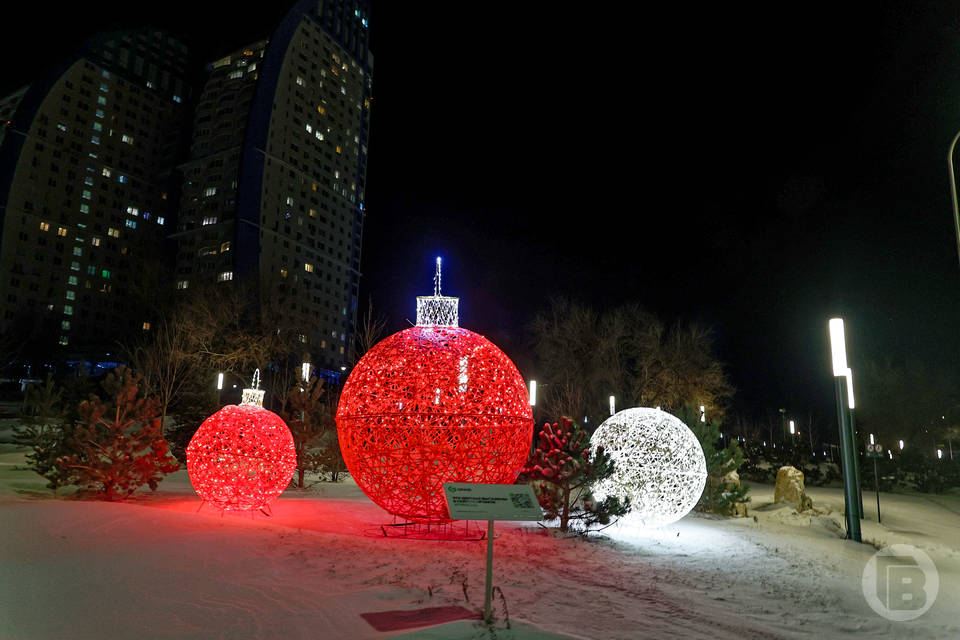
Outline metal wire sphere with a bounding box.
[591,407,707,527]
[336,326,534,522]
[186,404,297,511]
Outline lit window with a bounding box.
[142,211,151,220]
[59,336,69,346]
[176,280,189,290]
[63,305,73,316]
[70,261,80,272]
[82,190,91,200]
[102,168,111,177]
[90,136,100,145]
[125,220,137,229]
[99,83,108,92]
[93,122,102,131]
[336,146,341,154]
[87,265,96,275]
[101,270,111,279]
[316,131,323,141]
[95,109,104,118]
[39,222,50,232]
[157,217,165,225]
[173,95,182,103]
[57,123,68,132]
[57,227,67,237]
[217,271,233,282]
[61,320,71,330]
[280,269,288,278]
[91,237,100,246]
[201,216,217,226]
[286,196,294,205]
[304,263,314,273]
[204,187,217,197]
[126,206,139,216]
[296,76,305,86]
[65,291,75,300]
[68,276,78,285]
[317,105,325,115]
[80,204,89,214]
[220,241,231,252]
[306,124,313,133]
[117,175,127,183]
[72,247,82,256]
[121,134,134,145]
[228,70,243,80]
[97,96,106,105]
[142,322,151,331]
[108,228,120,237]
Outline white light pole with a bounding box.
[828,318,862,541]
[699,405,706,423]
[899,439,905,450]
[609,395,615,416]
[528,380,537,406]
[301,361,311,382]
[947,129,960,268]
[789,420,795,435]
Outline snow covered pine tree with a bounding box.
[521,416,629,532]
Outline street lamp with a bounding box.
[946,129,960,268]
[609,395,616,416]
[828,318,862,542]
[699,405,706,423]
[789,420,795,435]
[301,362,311,383]
[528,380,537,407]
[899,439,904,450]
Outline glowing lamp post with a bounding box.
[828,318,862,541]
[528,380,537,406]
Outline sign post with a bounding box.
[443,483,542,624]
[865,443,884,524]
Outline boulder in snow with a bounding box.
[774,466,806,505]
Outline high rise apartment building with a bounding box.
[0,1,372,372]
[174,0,372,374]
[0,29,191,351]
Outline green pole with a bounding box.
[874,457,881,524]
[835,376,862,541]
[849,408,864,518]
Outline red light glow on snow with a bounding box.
[336,326,534,522]
[186,404,297,511]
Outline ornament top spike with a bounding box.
[417,256,459,327]
[241,368,266,407]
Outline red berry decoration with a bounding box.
[336,259,534,522]
[187,374,297,511]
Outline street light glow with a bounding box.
[869,433,875,445]
[699,405,706,422]
[609,395,615,416]
[216,372,223,390]
[528,380,537,406]
[789,420,795,435]
[828,318,848,376]
[899,439,905,450]
[845,367,856,409]
[301,362,310,382]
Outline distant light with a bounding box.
[609,395,615,416]
[869,433,875,445]
[699,405,706,422]
[528,380,537,406]
[301,362,310,382]
[938,449,943,459]
[899,439,904,450]
[828,318,848,376]
[340,366,347,371]
[888,450,893,459]
[789,420,795,435]
[216,372,223,390]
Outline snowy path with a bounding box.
[1,451,959,639]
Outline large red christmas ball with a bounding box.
[186,403,297,511]
[336,326,534,522]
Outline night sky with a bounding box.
[4,2,960,420]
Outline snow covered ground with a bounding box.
[1,443,958,640]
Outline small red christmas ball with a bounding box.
[186,403,297,511]
[336,324,534,522]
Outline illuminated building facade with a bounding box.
[174,0,372,374]
[0,29,190,352]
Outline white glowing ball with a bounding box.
[591,407,707,527]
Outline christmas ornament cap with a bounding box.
[416,256,458,327]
